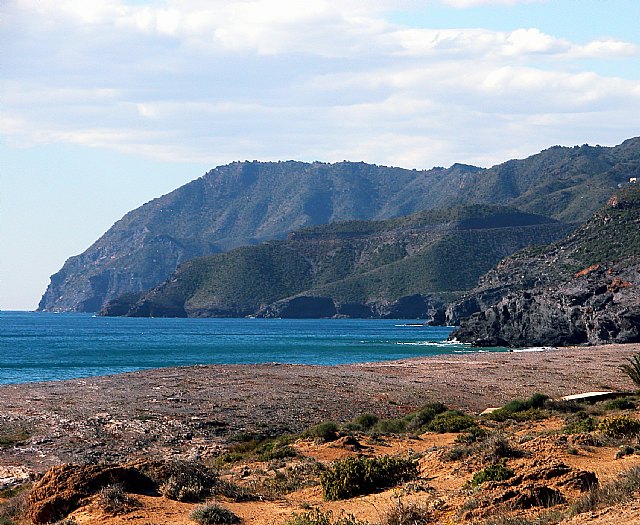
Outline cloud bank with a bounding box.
[2,0,639,168]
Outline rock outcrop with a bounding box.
[28,464,154,524]
[451,258,640,347]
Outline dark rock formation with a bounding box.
[254,294,446,320]
[451,258,640,347]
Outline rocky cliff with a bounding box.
[40,137,640,312]
[450,185,640,346]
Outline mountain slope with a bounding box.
[40,137,640,312]
[100,206,575,318]
[450,185,640,346]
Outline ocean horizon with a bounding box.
[0,311,507,385]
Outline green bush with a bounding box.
[598,415,640,438]
[191,504,240,525]
[563,413,597,434]
[382,499,432,525]
[455,426,487,444]
[405,403,448,432]
[426,410,476,433]
[217,436,296,464]
[486,393,550,422]
[306,422,339,442]
[374,418,408,434]
[470,462,515,486]
[354,413,379,430]
[97,484,140,515]
[604,397,636,411]
[321,456,418,500]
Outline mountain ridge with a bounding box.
[40,137,640,312]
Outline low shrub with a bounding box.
[157,461,219,502]
[191,504,240,525]
[544,399,584,413]
[0,493,27,525]
[598,415,640,438]
[470,462,514,486]
[0,428,31,449]
[321,456,418,500]
[604,397,636,411]
[486,393,550,422]
[455,426,487,444]
[563,413,597,434]
[306,422,339,443]
[354,413,379,430]
[97,484,140,515]
[405,403,448,432]
[382,499,432,525]
[284,508,370,525]
[252,461,323,498]
[217,436,296,464]
[374,418,408,434]
[426,410,476,433]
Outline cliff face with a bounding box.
[99,206,574,319]
[450,185,640,346]
[452,259,640,347]
[40,138,640,312]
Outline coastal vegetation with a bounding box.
[9,389,640,525]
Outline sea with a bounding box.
[0,311,507,385]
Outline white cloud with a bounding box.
[2,0,640,171]
[441,0,545,7]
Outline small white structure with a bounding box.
[630,177,638,184]
[560,391,619,402]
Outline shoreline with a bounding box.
[0,343,638,472]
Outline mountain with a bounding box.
[99,205,575,319]
[449,184,640,346]
[39,137,640,312]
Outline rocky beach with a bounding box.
[1,344,637,473]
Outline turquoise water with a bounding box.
[0,311,505,385]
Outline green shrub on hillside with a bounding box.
[190,504,240,525]
[485,393,550,422]
[321,456,418,500]
[598,415,640,438]
[426,410,476,433]
[284,508,370,525]
[305,422,339,443]
[470,462,515,486]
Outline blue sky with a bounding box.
[2,0,640,310]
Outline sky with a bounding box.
[2,0,640,310]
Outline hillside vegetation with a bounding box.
[41,137,640,312]
[100,205,574,318]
